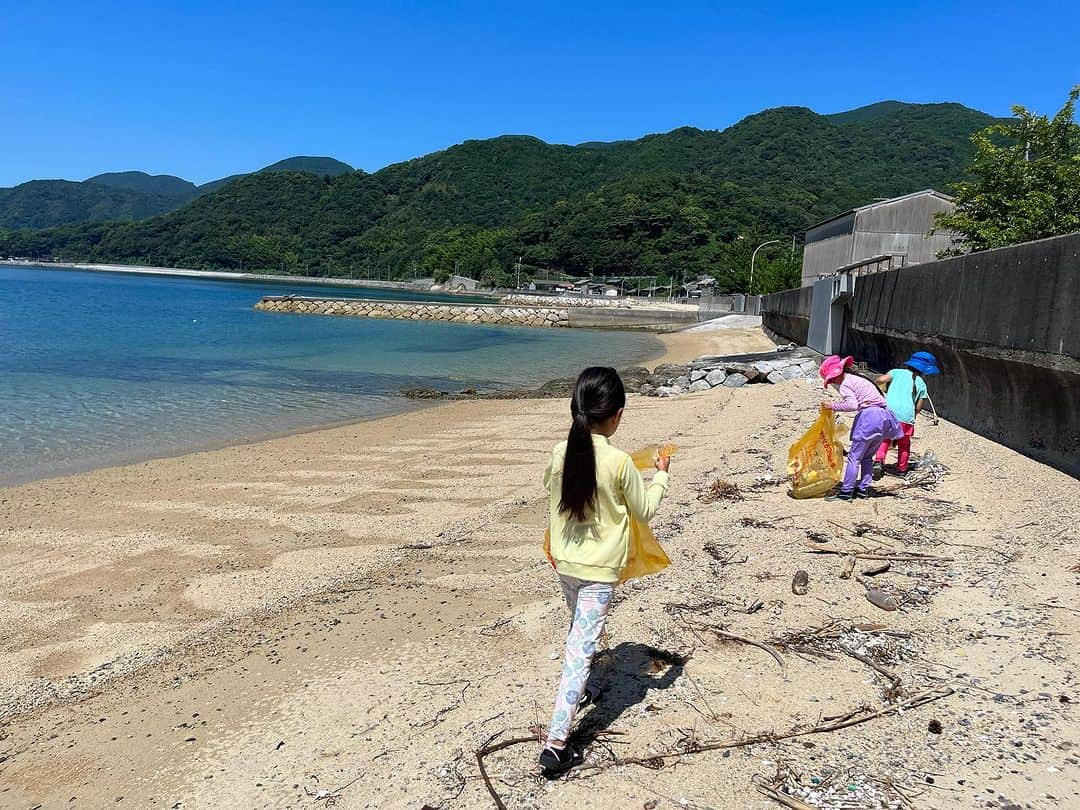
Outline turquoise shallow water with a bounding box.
[0,266,660,484]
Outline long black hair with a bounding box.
[559,367,626,522]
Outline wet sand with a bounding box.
[1,337,1078,808]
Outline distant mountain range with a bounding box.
[0,156,354,230]
[0,102,999,289]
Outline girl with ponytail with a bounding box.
[539,367,672,775]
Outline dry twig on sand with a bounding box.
[801,539,951,562]
[677,616,786,677]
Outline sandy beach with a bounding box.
[1,328,1078,809]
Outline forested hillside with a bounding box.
[1,102,995,292]
[0,157,355,230]
[0,180,189,230]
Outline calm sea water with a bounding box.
[0,266,661,484]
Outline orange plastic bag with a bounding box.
[786,406,844,499]
[618,518,671,582]
[629,443,678,471]
[542,519,670,583]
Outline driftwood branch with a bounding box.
[475,732,536,810]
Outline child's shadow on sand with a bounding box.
[570,642,687,748]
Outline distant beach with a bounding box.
[1,259,491,296]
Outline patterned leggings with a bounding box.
[547,575,613,744]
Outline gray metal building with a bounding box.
[800,189,956,286]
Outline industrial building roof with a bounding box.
[805,189,954,233]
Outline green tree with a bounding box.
[935,86,1080,253]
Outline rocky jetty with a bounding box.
[256,296,570,328]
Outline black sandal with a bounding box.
[539,744,583,776]
[577,685,602,709]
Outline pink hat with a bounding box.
[819,355,854,388]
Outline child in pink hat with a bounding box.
[819,356,904,501]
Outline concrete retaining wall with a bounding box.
[566,306,698,331]
[760,286,813,345]
[842,233,1080,476]
[255,296,570,327]
[697,294,737,318]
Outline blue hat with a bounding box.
[905,351,940,376]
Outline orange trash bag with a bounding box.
[543,520,670,583]
[786,405,845,499]
[629,443,678,471]
[618,517,670,582]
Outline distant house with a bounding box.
[681,276,716,298]
[572,279,621,297]
[528,279,575,292]
[800,190,956,286]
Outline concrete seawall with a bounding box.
[761,233,1080,476]
[760,287,812,345]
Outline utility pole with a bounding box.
[516,256,522,290]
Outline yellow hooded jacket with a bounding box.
[544,434,670,583]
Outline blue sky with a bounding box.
[2,0,1076,187]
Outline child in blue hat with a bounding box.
[873,351,940,476]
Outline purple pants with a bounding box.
[842,406,903,493]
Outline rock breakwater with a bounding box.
[642,347,820,396]
[255,296,570,327]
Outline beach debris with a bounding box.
[703,541,747,567]
[739,516,776,529]
[754,768,918,810]
[928,719,943,734]
[472,685,952,807]
[479,616,515,638]
[865,589,899,612]
[879,450,950,492]
[791,570,809,595]
[838,556,856,580]
[698,479,743,503]
[861,561,891,576]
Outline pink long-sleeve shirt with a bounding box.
[825,373,886,412]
